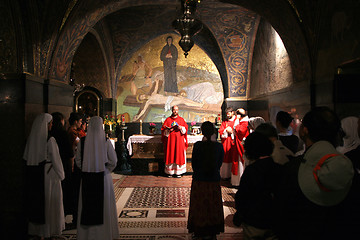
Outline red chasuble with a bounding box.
[234,118,250,165]
[161,116,188,166]
[219,119,237,174]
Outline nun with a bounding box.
[24,113,65,240]
[75,116,119,240]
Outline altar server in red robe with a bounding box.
[161,105,188,178]
[219,107,237,179]
[232,108,250,186]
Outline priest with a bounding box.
[232,108,250,186]
[161,105,188,178]
[219,107,237,180]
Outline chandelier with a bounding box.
[172,0,203,58]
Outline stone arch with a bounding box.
[220,0,312,85]
[48,0,177,82]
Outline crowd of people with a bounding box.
[232,107,360,240]
[24,112,118,240]
[24,105,360,240]
[183,106,360,240]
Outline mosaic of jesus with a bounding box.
[116,34,223,123]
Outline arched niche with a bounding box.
[75,87,103,117]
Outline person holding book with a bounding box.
[161,105,188,177]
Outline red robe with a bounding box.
[161,116,188,166]
[234,117,250,165]
[219,119,237,174]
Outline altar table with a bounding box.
[126,134,204,159]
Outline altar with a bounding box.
[126,134,204,158]
[126,134,204,174]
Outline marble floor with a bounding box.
[59,173,243,240]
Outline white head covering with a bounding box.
[23,113,53,165]
[248,116,265,130]
[82,116,107,172]
[337,116,360,154]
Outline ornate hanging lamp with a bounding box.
[172,0,203,58]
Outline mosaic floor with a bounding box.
[57,173,243,240]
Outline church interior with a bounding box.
[1,0,360,239]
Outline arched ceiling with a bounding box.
[49,0,266,98]
[220,0,311,83]
[10,0,310,98]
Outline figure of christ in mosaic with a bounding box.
[131,78,205,122]
[160,36,178,95]
[161,105,188,178]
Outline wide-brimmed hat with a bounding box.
[298,141,354,206]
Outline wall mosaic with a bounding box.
[198,5,259,98]
[116,34,223,123]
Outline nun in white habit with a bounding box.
[337,116,360,154]
[23,113,65,239]
[75,116,119,240]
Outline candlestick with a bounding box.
[121,115,125,126]
[139,120,143,135]
[216,114,221,125]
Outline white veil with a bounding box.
[23,113,53,165]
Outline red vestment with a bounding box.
[234,117,250,165]
[78,129,86,139]
[161,116,188,166]
[219,119,238,174]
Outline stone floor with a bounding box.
[58,173,244,240]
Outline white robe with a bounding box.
[28,137,65,237]
[76,140,119,240]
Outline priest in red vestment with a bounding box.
[219,107,237,179]
[232,108,250,186]
[161,105,188,177]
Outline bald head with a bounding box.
[171,105,179,117]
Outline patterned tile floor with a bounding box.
[59,173,243,240]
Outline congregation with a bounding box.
[23,106,360,240]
